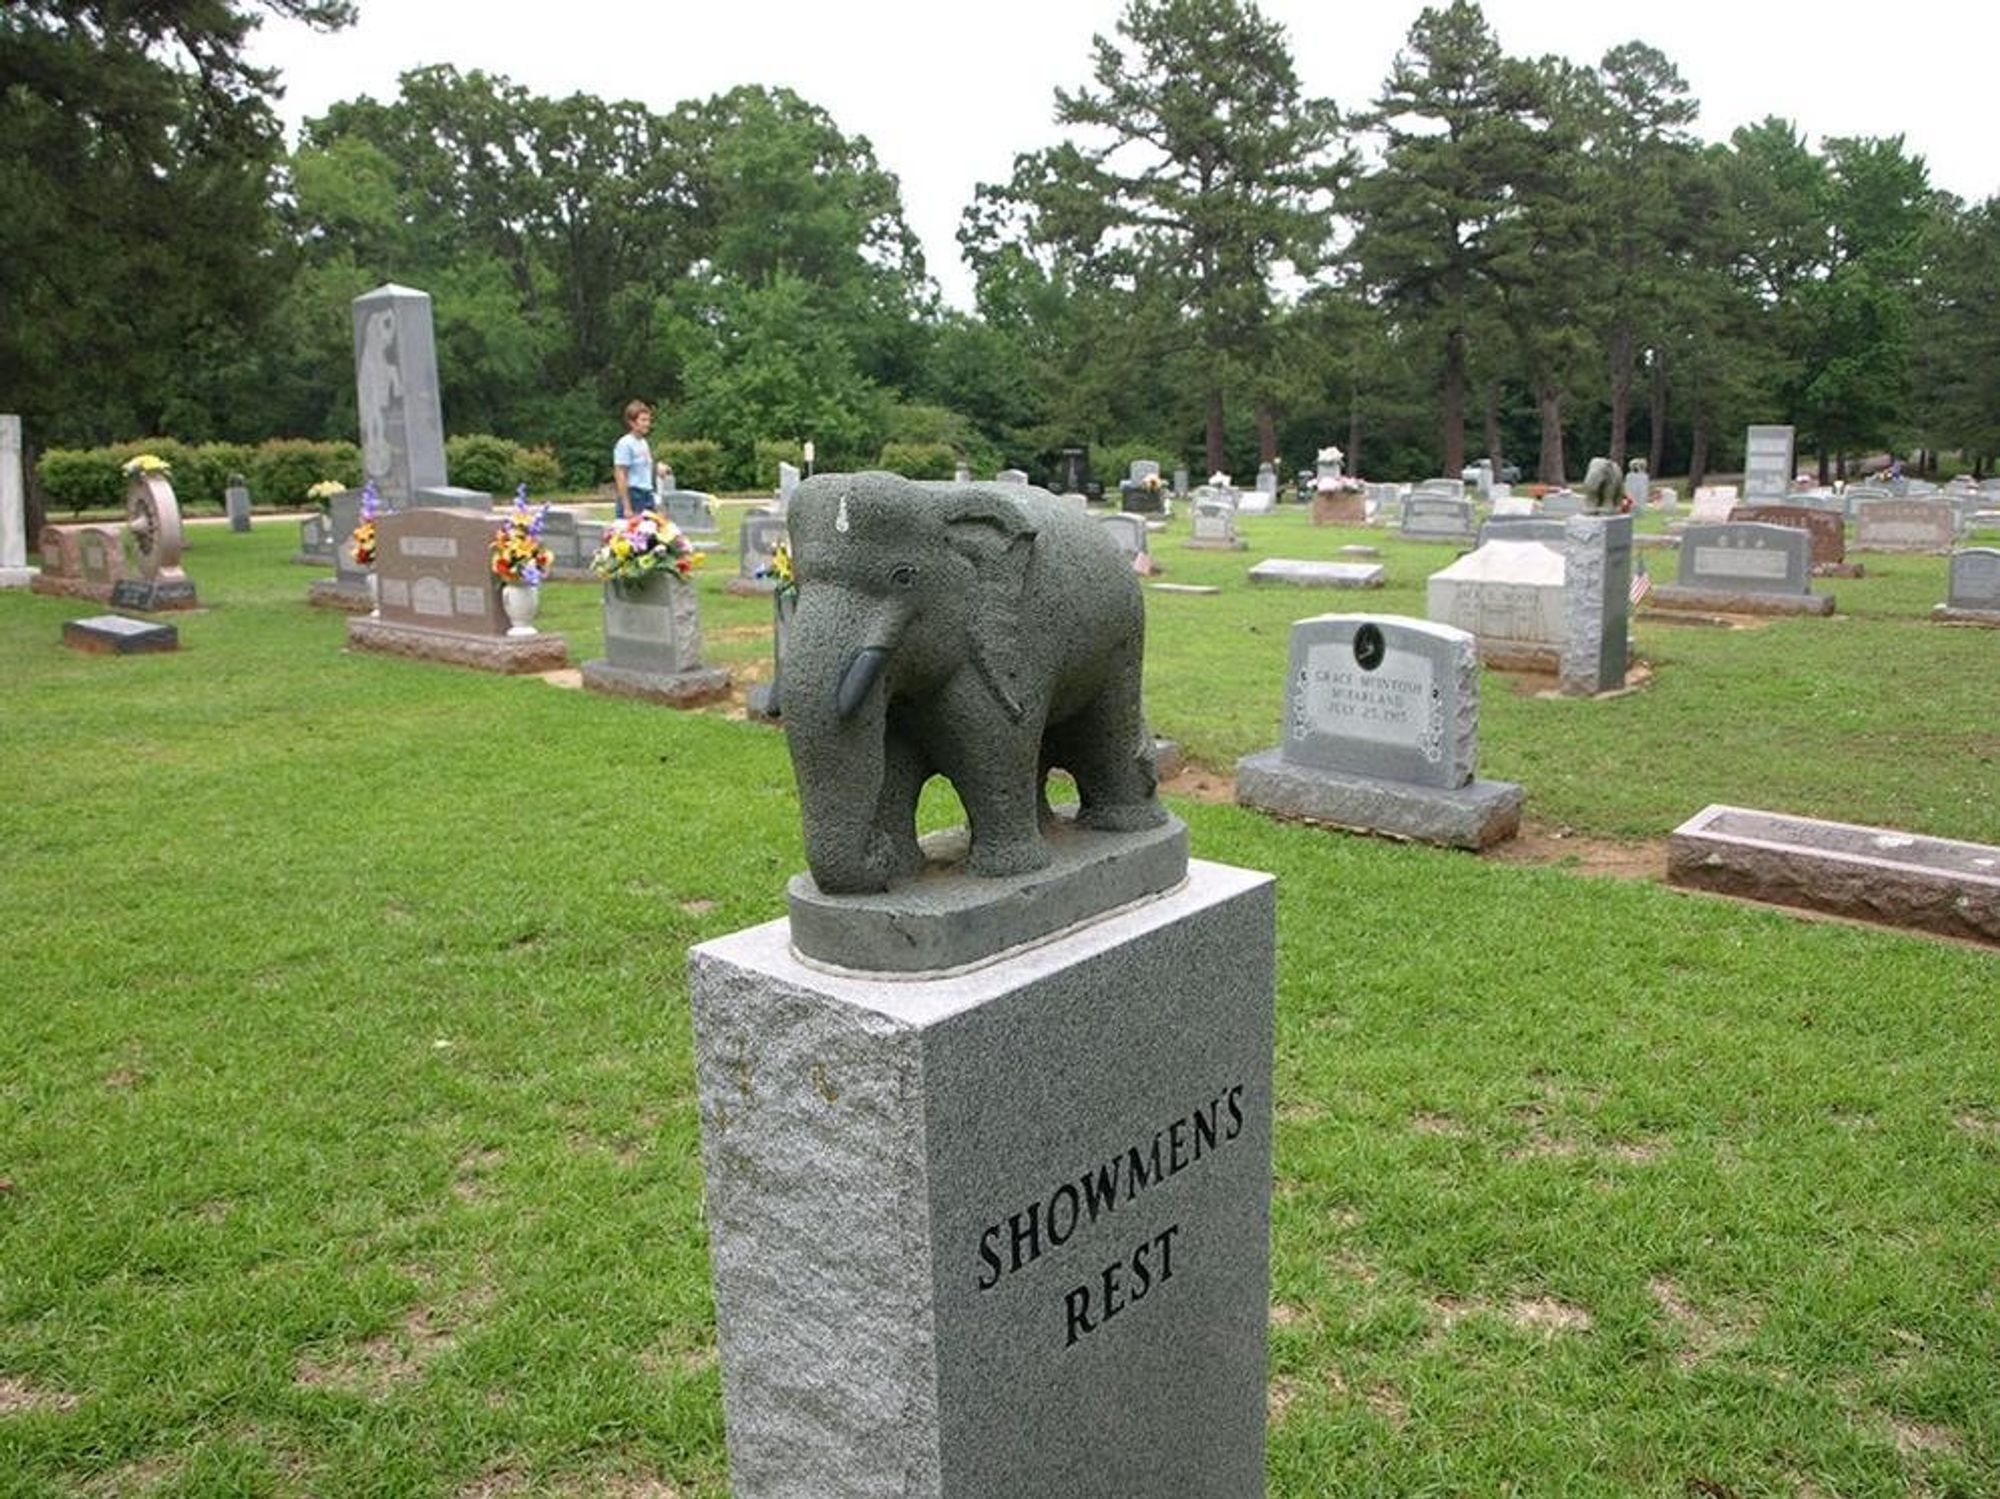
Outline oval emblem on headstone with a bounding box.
[1353,622,1385,672]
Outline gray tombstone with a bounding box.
[0,414,31,587]
[1097,512,1148,559]
[666,489,720,536]
[996,468,1029,486]
[1255,462,1278,497]
[1945,548,2000,614]
[372,509,507,636]
[1558,513,1632,696]
[1129,459,1161,486]
[1743,425,1796,501]
[1235,614,1523,848]
[1172,467,1189,496]
[1622,461,1650,511]
[1401,495,1476,543]
[1426,539,1568,665]
[1247,559,1385,589]
[1676,523,1812,595]
[225,477,252,533]
[1540,490,1585,519]
[776,461,801,516]
[1188,493,1244,550]
[1855,498,1955,554]
[739,511,789,583]
[297,512,335,562]
[1479,516,1569,547]
[352,284,449,509]
[1414,477,1466,501]
[604,577,705,675]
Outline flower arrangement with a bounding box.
[591,509,703,585]
[491,487,553,585]
[1318,475,1366,496]
[122,453,171,478]
[757,538,796,598]
[306,478,344,509]
[1142,473,1165,493]
[349,482,380,566]
[1207,471,1232,488]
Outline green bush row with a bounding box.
[35,435,564,514]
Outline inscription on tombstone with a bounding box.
[353,284,449,508]
[1855,499,1955,554]
[1282,616,1472,788]
[1677,523,1811,594]
[1743,424,1795,500]
[1731,504,1848,571]
[373,510,506,635]
[1401,494,1476,542]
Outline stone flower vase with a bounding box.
[603,567,702,674]
[501,581,541,636]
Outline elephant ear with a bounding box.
[939,489,1039,724]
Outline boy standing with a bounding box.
[613,400,657,516]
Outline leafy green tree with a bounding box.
[971,0,1345,473]
[1347,1,1550,475]
[0,0,355,444]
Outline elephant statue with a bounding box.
[781,471,1166,895]
[1579,456,1621,511]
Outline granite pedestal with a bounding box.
[688,858,1274,1498]
[1235,749,1523,850]
[344,616,569,673]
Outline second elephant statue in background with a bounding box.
[781,471,1166,895]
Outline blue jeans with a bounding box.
[625,486,655,516]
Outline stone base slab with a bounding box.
[1648,585,1835,616]
[0,565,37,589]
[724,576,779,596]
[110,578,198,612]
[1668,803,2000,945]
[1932,605,2000,627]
[63,614,179,654]
[31,575,100,600]
[787,809,1190,975]
[688,859,1274,1498]
[579,657,732,706]
[345,616,570,673]
[307,579,373,613]
[1236,748,1523,850]
[1248,559,1385,588]
[1185,538,1247,551]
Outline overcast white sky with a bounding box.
[246,0,2000,309]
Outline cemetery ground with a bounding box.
[3,501,1998,1498]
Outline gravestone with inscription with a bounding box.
[1401,494,1476,543]
[353,284,449,509]
[688,659,1276,1491]
[110,470,198,612]
[0,415,34,588]
[225,476,252,533]
[1540,489,1584,519]
[1742,424,1795,501]
[29,525,83,598]
[75,527,125,601]
[1934,547,2000,624]
[1236,614,1522,849]
[1689,486,1739,523]
[729,510,791,594]
[1187,492,1245,550]
[1854,498,1955,554]
[346,509,568,671]
[581,574,730,706]
[665,487,721,538]
[1731,503,1859,577]
[1650,522,1833,616]
[1557,513,1632,696]
[307,488,380,610]
[1098,511,1157,574]
[295,511,337,565]
[1426,540,1568,669]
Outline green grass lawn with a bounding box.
[1,506,1995,1497]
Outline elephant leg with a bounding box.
[1048,643,1167,832]
[926,685,1051,878]
[873,721,928,883]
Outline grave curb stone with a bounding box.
[578,658,732,706]
[1646,586,1835,617]
[1235,748,1522,850]
[345,616,570,673]
[688,858,1274,1497]
[1668,803,2000,946]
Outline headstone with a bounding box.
[776,461,801,515]
[996,468,1029,486]
[1129,459,1161,486]
[352,284,449,509]
[1121,468,1166,514]
[1255,462,1278,498]
[581,574,731,705]
[1478,516,1569,548]
[1426,540,1567,669]
[534,509,594,577]
[1464,460,1495,502]
[63,614,178,655]
[1365,483,1401,521]
[109,472,197,612]
[1314,447,1343,483]
[1236,615,1523,849]
[1235,481,1274,516]
[348,508,569,672]
[665,488,720,537]
[0,414,34,588]
[1558,513,1632,697]
[1935,547,2000,623]
[1690,486,1739,522]
[1055,446,1089,496]
[76,527,125,599]
[224,478,252,533]
[1623,461,1650,511]
[306,488,382,609]
[732,510,790,592]
[1649,522,1832,616]
[1731,504,1855,575]
[1540,490,1584,519]
[1489,494,1536,519]
[1669,804,2000,946]
[1400,494,1476,543]
[296,511,336,564]
[1097,512,1149,563]
[31,524,82,596]
[1310,485,1365,526]
[1742,424,1795,501]
[1854,498,1955,554]
[1247,559,1385,589]
[1187,493,1245,551]
[1172,467,1189,496]
[1414,478,1466,500]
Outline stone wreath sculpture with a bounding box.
[781,471,1167,895]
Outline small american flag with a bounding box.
[1629,556,1652,605]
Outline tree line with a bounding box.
[6,0,1998,496]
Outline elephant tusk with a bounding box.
[834,645,891,720]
